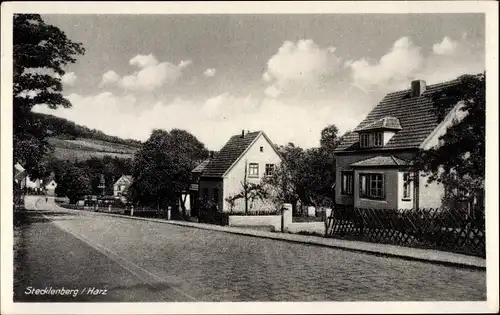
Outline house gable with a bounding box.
[114,175,132,186]
[44,179,57,190]
[222,132,282,211]
[222,132,282,178]
[201,131,282,178]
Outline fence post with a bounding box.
[108,205,111,212]
[281,203,292,232]
[167,206,172,220]
[324,207,332,235]
[130,205,134,216]
[307,206,316,217]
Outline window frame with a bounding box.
[359,173,385,200]
[402,172,412,201]
[372,132,383,147]
[359,133,370,148]
[248,163,259,177]
[341,171,354,196]
[265,163,275,176]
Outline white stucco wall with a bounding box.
[223,134,282,212]
[383,131,396,145]
[228,215,281,230]
[418,172,445,209]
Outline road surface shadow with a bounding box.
[14,211,77,228]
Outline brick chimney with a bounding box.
[410,80,426,97]
[241,130,245,138]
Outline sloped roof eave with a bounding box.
[350,155,412,168]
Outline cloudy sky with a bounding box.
[33,14,485,150]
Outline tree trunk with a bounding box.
[245,190,248,214]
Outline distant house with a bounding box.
[334,77,472,210]
[113,175,133,202]
[26,177,43,193]
[44,179,58,196]
[14,163,27,189]
[197,130,282,212]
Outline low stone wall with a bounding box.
[228,215,282,231]
[287,222,325,235]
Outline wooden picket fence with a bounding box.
[326,205,485,257]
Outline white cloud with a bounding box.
[129,54,159,68]
[32,90,363,150]
[263,39,342,97]
[100,70,120,87]
[178,60,193,68]
[264,85,282,98]
[61,72,77,86]
[432,36,458,55]
[31,34,483,152]
[203,68,216,77]
[347,37,424,90]
[118,54,188,91]
[347,35,483,91]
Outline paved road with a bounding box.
[13,197,486,302]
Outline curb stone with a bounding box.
[44,204,486,271]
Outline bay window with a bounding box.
[359,173,385,199]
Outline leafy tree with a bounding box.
[415,73,485,208]
[263,127,348,212]
[262,143,308,214]
[129,129,208,216]
[13,14,85,178]
[320,124,340,152]
[301,147,335,207]
[56,165,91,204]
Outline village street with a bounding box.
[13,197,485,302]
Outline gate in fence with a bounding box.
[326,205,485,257]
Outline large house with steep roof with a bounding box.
[196,130,282,212]
[113,175,133,202]
[334,77,472,210]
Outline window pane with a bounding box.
[249,163,259,176]
[360,175,367,196]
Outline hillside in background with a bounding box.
[34,113,141,162]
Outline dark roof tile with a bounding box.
[335,76,466,152]
[192,158,212,173]
[350,155,409,167]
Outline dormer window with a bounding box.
[360,134,370,148]
[359,132,383,148]
[373,132,383,147]
[356,117,402,149]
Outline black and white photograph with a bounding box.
[1,1,498,314]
